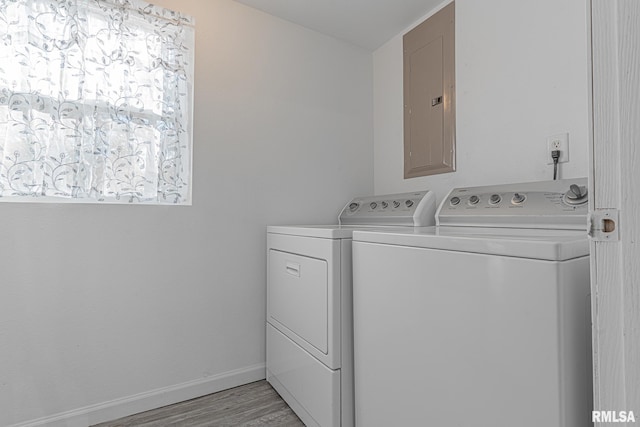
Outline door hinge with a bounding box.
[588,209,619,241]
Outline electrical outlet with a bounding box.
[547,133,569,164]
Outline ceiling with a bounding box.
[232,0,444,51]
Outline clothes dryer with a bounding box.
[267,191,437,427]
[352,179,592,427]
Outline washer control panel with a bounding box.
[339,190,437,227]
[437,178,588,230]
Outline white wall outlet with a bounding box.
[547,133,569,164]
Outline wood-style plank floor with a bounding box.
[92,380,305,427]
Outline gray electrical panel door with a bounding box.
[403,1,455,178]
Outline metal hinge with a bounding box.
[588,209,620,241]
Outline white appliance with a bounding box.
[266,191,437,427]
[352,179,592,427]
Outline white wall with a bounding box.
[2,1,373,425]
[373,0,590,202]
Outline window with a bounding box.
[0,0,194,204]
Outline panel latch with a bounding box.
[588,209,619,241]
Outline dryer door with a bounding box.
[267,232,341,369]
[269,249,328,354]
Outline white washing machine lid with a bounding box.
[352,226,589,261]
[267,224,419,239]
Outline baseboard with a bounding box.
[10,363,266,427]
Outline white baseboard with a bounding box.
[10,363,266,427]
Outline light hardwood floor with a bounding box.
[92,380,305,427]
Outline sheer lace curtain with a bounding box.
[0,0,194,204]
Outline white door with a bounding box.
[589,0,640,425]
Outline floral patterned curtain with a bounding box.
[0,0,194,204]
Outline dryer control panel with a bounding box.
[339,191,437,227]
[437,178,588,230]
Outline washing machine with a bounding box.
[266,191,437,427]
[352,179,592,427]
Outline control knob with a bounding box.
[370,202,378,210]
[405,200,414,208]
[469,195,480,205]
[489,194,501,205]
[348,202,359,212]
[563,184,588,205]
[511,193,526,204]
[393,201,401,208]
[381,201,388,209]
[450,196,461,206]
